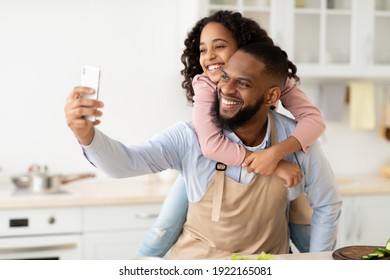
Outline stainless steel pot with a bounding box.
[11,165,96,194]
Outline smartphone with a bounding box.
[81,65,101,122]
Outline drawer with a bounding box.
[83,203,162,231]
[0,207,82,237]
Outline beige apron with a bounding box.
[289,192,312,224]
[169,115,292,260]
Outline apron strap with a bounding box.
[269,113,278,146]
[212,162,226,222]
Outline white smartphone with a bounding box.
[81,65,101,122]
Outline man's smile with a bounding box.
[221,97,242,106]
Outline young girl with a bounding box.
[135,11,325,257]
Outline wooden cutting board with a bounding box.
[332,246,390,260]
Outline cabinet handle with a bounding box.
[0,242,77,252]
[135,213,159,219]
[48,217,56,225]
[356,206,362,240]
[345,205,353,240]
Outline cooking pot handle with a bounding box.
[61,173,96,184]
[28,164,41,173]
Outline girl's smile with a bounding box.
[199,22,238,84]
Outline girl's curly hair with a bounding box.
[181,10,299,104]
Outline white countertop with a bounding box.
[275,251,332,260]
[0,175,173,209]
[0,174,389,210]
[336,175,390,195]
[254,251,333,260]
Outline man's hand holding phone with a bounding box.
[64,65,104,146]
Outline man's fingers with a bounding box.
[71,86,95,99]
[69,97,103,110]
[72,107,103,119]
[284,179,292,188]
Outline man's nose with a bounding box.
[219,80,236,95]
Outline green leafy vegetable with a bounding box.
[230,252,275,260]
[361,238,390,260]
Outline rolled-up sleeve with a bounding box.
[81,123,190,178]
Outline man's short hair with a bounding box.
[239,43,289,87]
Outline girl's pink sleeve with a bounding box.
[192,74,246,165]
[280,79,326,152]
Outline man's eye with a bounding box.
[215,45,225,49]
[237,81,249,88]
[221,74,228,81]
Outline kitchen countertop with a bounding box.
[0,174,389,210]
[275,251,332,260]
[250,251,333,260]
[336,175,390,195]
[0,175,173,209]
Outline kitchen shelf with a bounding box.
[374,8,390,64]
[201,0,390,79]
[206,0,272,33]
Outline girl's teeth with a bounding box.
[208,64,222,70]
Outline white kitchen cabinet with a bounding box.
[0,207,82,237]
[336,194,390,248]
[0,207,83,259]
[203,0,273,32]
[82,203,162,259]
[201,0,390,79]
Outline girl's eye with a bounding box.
[215,45,225,50]
[199,48,206,54]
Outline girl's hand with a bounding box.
[242,148,303,188]
[273,160,303,188]
[242,148,281,175]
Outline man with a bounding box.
[65,43,342,259]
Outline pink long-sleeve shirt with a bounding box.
[192,73,326,166]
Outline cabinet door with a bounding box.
[82,203,161,259]
[336,194,390,249]
[202,0,272,33]
[83,204,161,231]
[83,230,148,260]
[353,194,390,246]
[275,0,355,78]
[291,0,352,66]
[373,0,390,65]
[353,0,390,67]
[335,196,355,248]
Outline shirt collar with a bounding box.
[224,116,271,151]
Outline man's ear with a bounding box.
[265,86,281,107]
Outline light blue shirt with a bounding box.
[82,110,342,252]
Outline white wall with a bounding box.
[0,0,389,181]
[0,0,198,179]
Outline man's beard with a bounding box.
[210,89,265,131]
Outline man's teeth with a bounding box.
[208,64,222,70]
[222,98,241,105]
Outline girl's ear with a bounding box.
[265,86,281,107]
